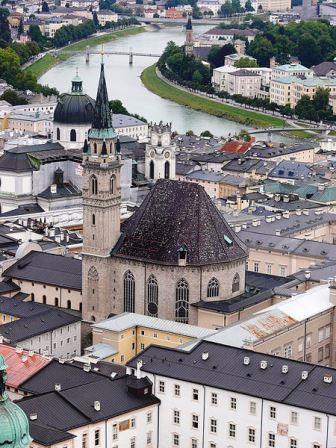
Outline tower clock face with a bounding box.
[150,150,155,158]
[164,151,170,159]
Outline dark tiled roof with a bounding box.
[37,183,81,199]
[0,280,20,294]
[114,179,247,265]
[312,61,336,76]
[0,204,44,217]
[29,422,75,447]
[3,251,82,290]
[0,296,49,318]
[18,376,159,439]
[20,359,106,394]
[0,309,81,343]
[128,340,336,416]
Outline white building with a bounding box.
[145,123,176,182]
[113,114,148,140]
[128,339,336,448]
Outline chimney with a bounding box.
[328,277,336,305]
[21,354,28,363]
[260,360,267,370]
[276,229,281,236]
[83,364,90,372]
[136,360,143,379]
[283,211,290,219]
[318,183,325,191]
[266,216,272,223]
[304,270,311,280]
[243,356,250,365]
[301,371,309,380]
[296,209,302,216]
[49,228,55,238]
[324,373,333,384]
[55,383,61,392]
[282,365,289,374]
[252,219,259,227]
[202,352,209,361]
[55,234,61,244]
[16,346,23,354]
[283,195,289,203]
[234,225,241,233]
[94,401,101,411]
[29,413,37,421]
[302,209,309,216]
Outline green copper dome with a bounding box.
[0,355,32,448]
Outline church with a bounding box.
[82,62,248,325]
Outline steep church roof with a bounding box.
[114,179,247,265]
[89,63,116,140]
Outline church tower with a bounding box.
[185,16,193,57]
[82,61,121,322]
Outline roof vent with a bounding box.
[83,364,90,372]
[30,413,37,421]
[28,350,34,357]
[324,373,333,384]
[58,358,65,364]
[111,372,118,379]
[55,383,61,392]
[301,370,309,380]
[243,356,250,365]
[94,401,101,411]
[202,352,209,361]
[282,365,289,374]
[260,360,267,370]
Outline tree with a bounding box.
[28,24,44,45]
[297,33,321,67]
[219,0,233,16]
[244,0,254,11]
[192,5,202,18]
[247,36,274,66]
[200,130,213,137]
[41,1,49,12]
[234,57,258,68]
[192,70,203,84]
[0,89,28,105]
[207,43,235,67]
[17,18,24,37]
[92,11,99,28]
[295,95,317,121]
[313,87,329,112]
[0,8,10,43]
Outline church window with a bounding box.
[110,175,115,194]
[232,273,240,293]
[67,300,71,309]
[175,278,189,323]
[93,143,97,154]
[88,266,99,281]
[55,297,59,307]
[70,129,76,142]
[146,275,158,317]
[123,270,135,313]
[42,295,46,304]
[92,214,96,225]
[149,160,154,179]
[56,127,60,140]
[207,278,219,298]
[31,293,35,302]
[164,161,170,179]
[91,175,98,195]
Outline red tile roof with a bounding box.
[219,140,252,154]
[0,343,51,389]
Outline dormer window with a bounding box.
[224,235,233,246]
[178,244,188,266]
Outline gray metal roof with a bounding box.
[128,340,336,416]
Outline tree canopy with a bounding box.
[207,43,235,68]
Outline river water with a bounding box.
[40,26,288,139]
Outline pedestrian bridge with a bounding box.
[58,48,161,65]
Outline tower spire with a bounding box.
[91,62,113,131]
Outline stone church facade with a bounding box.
[82,63,248,325]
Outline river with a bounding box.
[40,25,288,140]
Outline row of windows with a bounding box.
[90,175,115,195]
[31,293,82,311]
[122,272,241,322]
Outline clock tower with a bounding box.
[82,62,122,322]
[145,122,176,182]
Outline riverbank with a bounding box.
[141,64,288,129]
[25,26,146,79]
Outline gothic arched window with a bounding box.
[123,270,135,312]
[42,294,46,304]
[70,129,76,142]
[67,300,71,309]
[92,214,95,225]
[175,278,189,323]
[91,175,98,195]
[56,127,60,140]
[110,175,115,194]
[93,142,97,154]
[232,273,240,293]
[149,160,154,179]
[88,266,99,282]
[207,277,219,298]
[164,161,170,179]
[146,274,158,317]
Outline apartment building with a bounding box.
[113,114,148,140]
[128,339,336,448]
[257,0,291,11]
[226,69,262,98]
[8,112,53,137]
[90,312,214,364]
[212,66,271,94]
[270,76,336,108]
[3,251,83,312]
[204,282,335,366]
[271,63,313,80]
[96,10,118,26]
